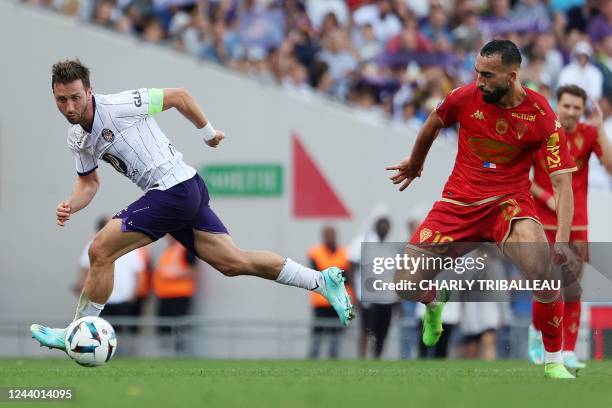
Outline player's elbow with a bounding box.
[163,87,190,110]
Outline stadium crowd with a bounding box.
[25,0,612,129]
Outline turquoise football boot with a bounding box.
[30,324,67,352]
[321,267,354,326]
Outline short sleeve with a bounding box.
[67,127,98,176]
[436,85,469,127]
[97,88,163,120]
[540,121,576,177]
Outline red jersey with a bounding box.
[533,122,602,230]
[435,83,576,205]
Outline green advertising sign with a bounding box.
[199,164,283,197]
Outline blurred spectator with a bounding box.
[416,301,460,359]
[307,226,350,359]
[349,214,398,359]
[558,40,604,100]
[142,16,167,44]
[25,0,612,128]
[459,302,502,360]
[353,0,402,44]
[318,29,358,98]
[153,235,197,354]
[587,0,612,44]
[355,23,383,62]
[306,0,349,30]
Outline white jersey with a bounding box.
[67,88,196,191]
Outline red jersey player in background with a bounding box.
[387,40,579,379]
[528,85,612,370]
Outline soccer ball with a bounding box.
[65,317,117,367]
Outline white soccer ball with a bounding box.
[65,317,117,367]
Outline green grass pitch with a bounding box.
[1,359,612,407]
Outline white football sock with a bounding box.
[276,258,324,294]
[562,351,576,359]
[544,350,563,364]
[74,292,105,320]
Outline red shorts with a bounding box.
[409,192,540,248]
[544,228,589,261]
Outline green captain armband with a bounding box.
[148,88,164,115]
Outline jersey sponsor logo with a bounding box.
[101,128,114,143]
[511,112,536,122]
[495,118,509,135]
[102,153,128,175]
[132,90,142,107]
[467,137,521,163]
[471,110,485,120]
[546,132,561,169]
[74,128,89,149]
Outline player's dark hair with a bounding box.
[479,40,522,67]
[51,59,91,90]
[556,84,587,103]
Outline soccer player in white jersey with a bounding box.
[31,59,354,351]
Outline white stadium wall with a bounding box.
[0,1,610,358]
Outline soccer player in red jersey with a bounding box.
[528,85,612,369]
[387,40,578,378]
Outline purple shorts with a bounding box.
[113,174,228,253]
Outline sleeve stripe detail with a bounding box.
[77,166,98,176]
[148,88,164,115]
[549,166,577,178]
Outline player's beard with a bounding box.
[560,117,578,132]
[480,85,509,104]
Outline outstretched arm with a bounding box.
[161,88,225,147]
[56,171,99,227]
[386,110,445,191]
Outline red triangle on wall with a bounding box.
[292,133,350,218]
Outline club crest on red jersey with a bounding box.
[495,119,509,135]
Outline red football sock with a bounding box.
[563,301,581,352]
[533,299,563,352]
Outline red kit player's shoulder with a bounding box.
[524,88,560,135]
[448,82,478,99]
[576,122,598,137]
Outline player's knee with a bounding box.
[88,239,112,268]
